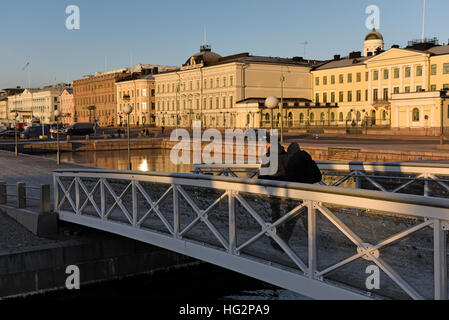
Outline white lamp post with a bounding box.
[54,109,61,165]
[123,104,133,170]
[265,96,279,130]
[14,112,18,157]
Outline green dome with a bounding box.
[365,28,383,41]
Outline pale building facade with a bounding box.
[0,98,8,120]
[154,46,318,129]
[115,75,156,126]
[60,88,74,125]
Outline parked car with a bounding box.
[50,124,66,134]
[65,122,95,136]
[0,130,17,139]
[20,125,50,139]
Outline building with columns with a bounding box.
[312,30,449,135]
[154,45,324,129]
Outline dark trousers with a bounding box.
[270,198,308,243]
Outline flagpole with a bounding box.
[422,0,426,43]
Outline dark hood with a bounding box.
[287,142,301,156]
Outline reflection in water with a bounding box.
[43,149,194,173]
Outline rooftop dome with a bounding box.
[184,45,222,67]
[365,27,383,41]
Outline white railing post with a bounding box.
[75,177,80,214]
[132,180,137,227]
[434,219,448,300]
[53,175,58,213]
[100,178,105,219]
[308,200,317,279]
[228,191,236,254]
[173,184,179,238]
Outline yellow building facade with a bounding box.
[154,47,318,129]
[312,31,449,135]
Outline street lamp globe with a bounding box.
[54,110,61,118]
[123,104,133,115]
[265,96,279,109]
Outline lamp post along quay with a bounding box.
[54,109,61,165]
[265,96,279,131]
[123,104,133,171]
[14,111,18,157]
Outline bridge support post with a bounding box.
[75,177,80,214]
[228,191,236,254]
[100,178,105,219]
[308,201,317,279]
[40,184,51,214]
[17,182,26,209]
[132,181,137,227]
[434,219,448,300]
[0,181,6,205]
[173,184,179,237]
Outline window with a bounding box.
[323,76,327,85]
[216,78,220,87]
[373,89,378,101]
[339,74,344,84]
[444,64,449,74]
[310,113,315,122]
[315,93,320,103]
[405,86,411,93]
[444,84,449,90]
[405,67,411,78]
[315,77,320,86]
[365,72,369,82]
[347,73,352,83]
[373,70,379,81]
[189,81,193,91]
[223,77,226,87]
[383,69,389,80]
[431,85,437,91]
[222,97,226,109]
[142,89,147,97]
[356,90,361,102]
[416,65,423,77]
[416,85,422,92]
[323,92,328,103]
[383,88,388,100]
[431,64,437,75]
[300,113,305,123]
[331,92,335,103]
[331,75,335,84]
[339,112,343,122]
[230,96,233,108]
[412,108,420,122]
[394,87,400,94]
[216,97,219,109]
[210,79,213,88]
[356,73,361,82]
[382,110,387,121]
[230,76,234,86]
[394,68,400,78]
[365,89,369,101]
[347,91,352,102]
[339,91,344,102]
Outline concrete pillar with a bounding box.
[40,184,51,214]
[17,182,26,209]
[0,181,6,204]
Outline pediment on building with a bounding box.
[366,48,428,66]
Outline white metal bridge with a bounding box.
[53,162,449,300]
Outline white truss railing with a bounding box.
[53,169,449,300]
[193,162,449,198]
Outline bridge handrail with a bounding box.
[53,169,449,217]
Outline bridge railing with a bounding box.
[193,162,449,198]
[53,169,449,300]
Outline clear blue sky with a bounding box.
[1,0,448,89]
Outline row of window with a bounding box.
[261,110,388,123]
[157,96,234,112]
[75,82,115,93]
[157,76,234,94]
[315,64,449,86]
[315,85,449,103]
[118,102,154,112]
[118,88,153,98]
[76,94,116,106]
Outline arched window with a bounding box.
[412,108,420,122]
[299,113,305,123]
[288,112,293,127]
[265,113,270,121]
[346,112,352,121]
[330,112,335,122]
[246,114,250,125]
[320,112,325,121]
[310,112,315,122]
[382,110,387,121]
[339,112,344,122]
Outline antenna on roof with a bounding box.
[204,25,207,46]
[300,41,308,58]
[422,0,426,43]
[22,62,31,89]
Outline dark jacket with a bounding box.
[258,143,288,181]
[286,143,322,184]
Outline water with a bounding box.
[39,149,309,300]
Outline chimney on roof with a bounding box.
[348,51,362,59]
[333,54,341,60]
[391,44,400,49]
[292,56,304,62]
